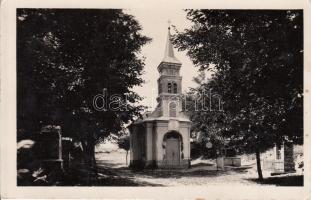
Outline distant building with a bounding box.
[129,26,191,169]
[271,142,296,175]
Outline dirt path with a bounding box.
[94,147,303,186]
[95,150,263,186]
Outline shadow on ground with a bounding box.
[127,168,232,179]
[97,163,240,180]
[247,175,303,186]
[96,166,163,186]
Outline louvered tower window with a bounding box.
[168,83,172,93]
[173,83,177,93]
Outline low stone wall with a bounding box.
[224,157,241,167]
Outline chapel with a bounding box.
[129,26,191,169]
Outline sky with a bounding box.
[124,9,200,111]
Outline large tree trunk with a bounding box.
[255,148,263,181]
[90,142,98,175]
[88,139,98,176]
[81,138,98,184]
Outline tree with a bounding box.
[117,135,130,165]
[174,10,303,180]
[183,72,228,158]
[17,9,151,174]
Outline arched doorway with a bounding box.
[163,131,183,166]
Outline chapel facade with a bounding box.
[129,27,191,169]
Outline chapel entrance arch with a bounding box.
[163,131,183,166]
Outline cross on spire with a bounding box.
[162,21,181,64]
[167,19,171,30]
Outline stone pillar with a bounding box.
[129,126,135,163]
[61,137,72,170]
[216,157,225,170]
[152,126,157,164]
[185,126,191,160]
[273,144,285,173]
[39,125,63,171]
[130,126,139,162]
[272,142,296,175]
[145,122,154,166]
[284,142,296,172]
[155,123,167,166]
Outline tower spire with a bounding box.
[162,21,181,64]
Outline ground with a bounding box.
[94,142,303,186]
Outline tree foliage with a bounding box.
[17,9,151,167]
[174,10,303,179]
[117,134,130,165]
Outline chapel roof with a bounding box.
[162,26,181,64]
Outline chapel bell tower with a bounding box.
[129,25,191,169]
[156,26,183,118]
